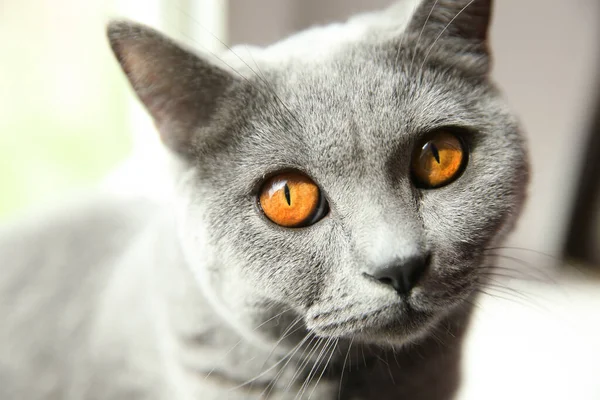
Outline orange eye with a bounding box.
[259,172,327,228]
[411,131,467,188]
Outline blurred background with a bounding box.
[1,0,599,398]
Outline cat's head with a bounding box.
[108,0,528,348]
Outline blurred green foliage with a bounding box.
[0,109,130,219]
[0,0,132,219]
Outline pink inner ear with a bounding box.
[119,43,170,122]
[121,44,158,87]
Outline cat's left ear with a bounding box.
[107,21,239,158]
[407,0,493,63]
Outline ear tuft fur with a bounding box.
[408,0,493,42]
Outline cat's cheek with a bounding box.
[411,263,479,311]
[175,208,282,351]
[172,175,268,346]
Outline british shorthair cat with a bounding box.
[0,0,528,398]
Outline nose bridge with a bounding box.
[352,190,426,267]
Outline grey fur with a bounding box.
[0,0,528,398]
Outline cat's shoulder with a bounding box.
[0,193,165,398]
[0,193,161,321]
[0,193,159,272]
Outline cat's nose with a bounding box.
[366,254,430,295]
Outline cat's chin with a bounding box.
[307,303,440,346]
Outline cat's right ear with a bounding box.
[107,21,239,158]
[406,0,493,72]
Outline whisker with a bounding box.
[473,283,554,316]
[240,44,304,128]
[473,287,532,309]
[485,246,562,261]
[460,296,482,314]
[307,338,339,400]
[163,23,261,91]
[394,0,420,68]
[284,335,322,392]
[429,328,446,349]
[202,339,242,380]
[488,248,593,283]
[299,337,337,400]
[478,265,553,285]
[471,281,584,335]
[169,0,304,130]
[419,0,477,70]
[486,254,559,280]
[287,334,323,391]
[251,316,305,395]
[482,280,544,307]
[229,332,312,391]
[409,0,440,71]
[378,349,396,385]
[479,262,570,300]
[338,337,354,400]
[391,345,401,369]
[360,343,367,368]
[296,337,333,399]
[252,307,294,332]
[478,270,545,286]
[260,328,313,399]
[170,1,265,80]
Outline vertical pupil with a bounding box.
[284,183,291,205]
[429,142,441,164]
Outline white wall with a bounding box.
[228,0,600,257]
[491,0,600,255]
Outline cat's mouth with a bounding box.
[305,302,437,341]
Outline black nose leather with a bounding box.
[369,255,430,294]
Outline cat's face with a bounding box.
[109,0,528,347]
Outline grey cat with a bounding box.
[0,0,529,399]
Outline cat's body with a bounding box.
[0,1,528,399]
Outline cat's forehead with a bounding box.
[232,42,485,140]
[225,55,500,190]
[228,67,470,188]
[245,58,479,150]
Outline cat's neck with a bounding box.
[336,308,471,399]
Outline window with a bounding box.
[0,0,226,218]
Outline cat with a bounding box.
[0,0,529,398]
